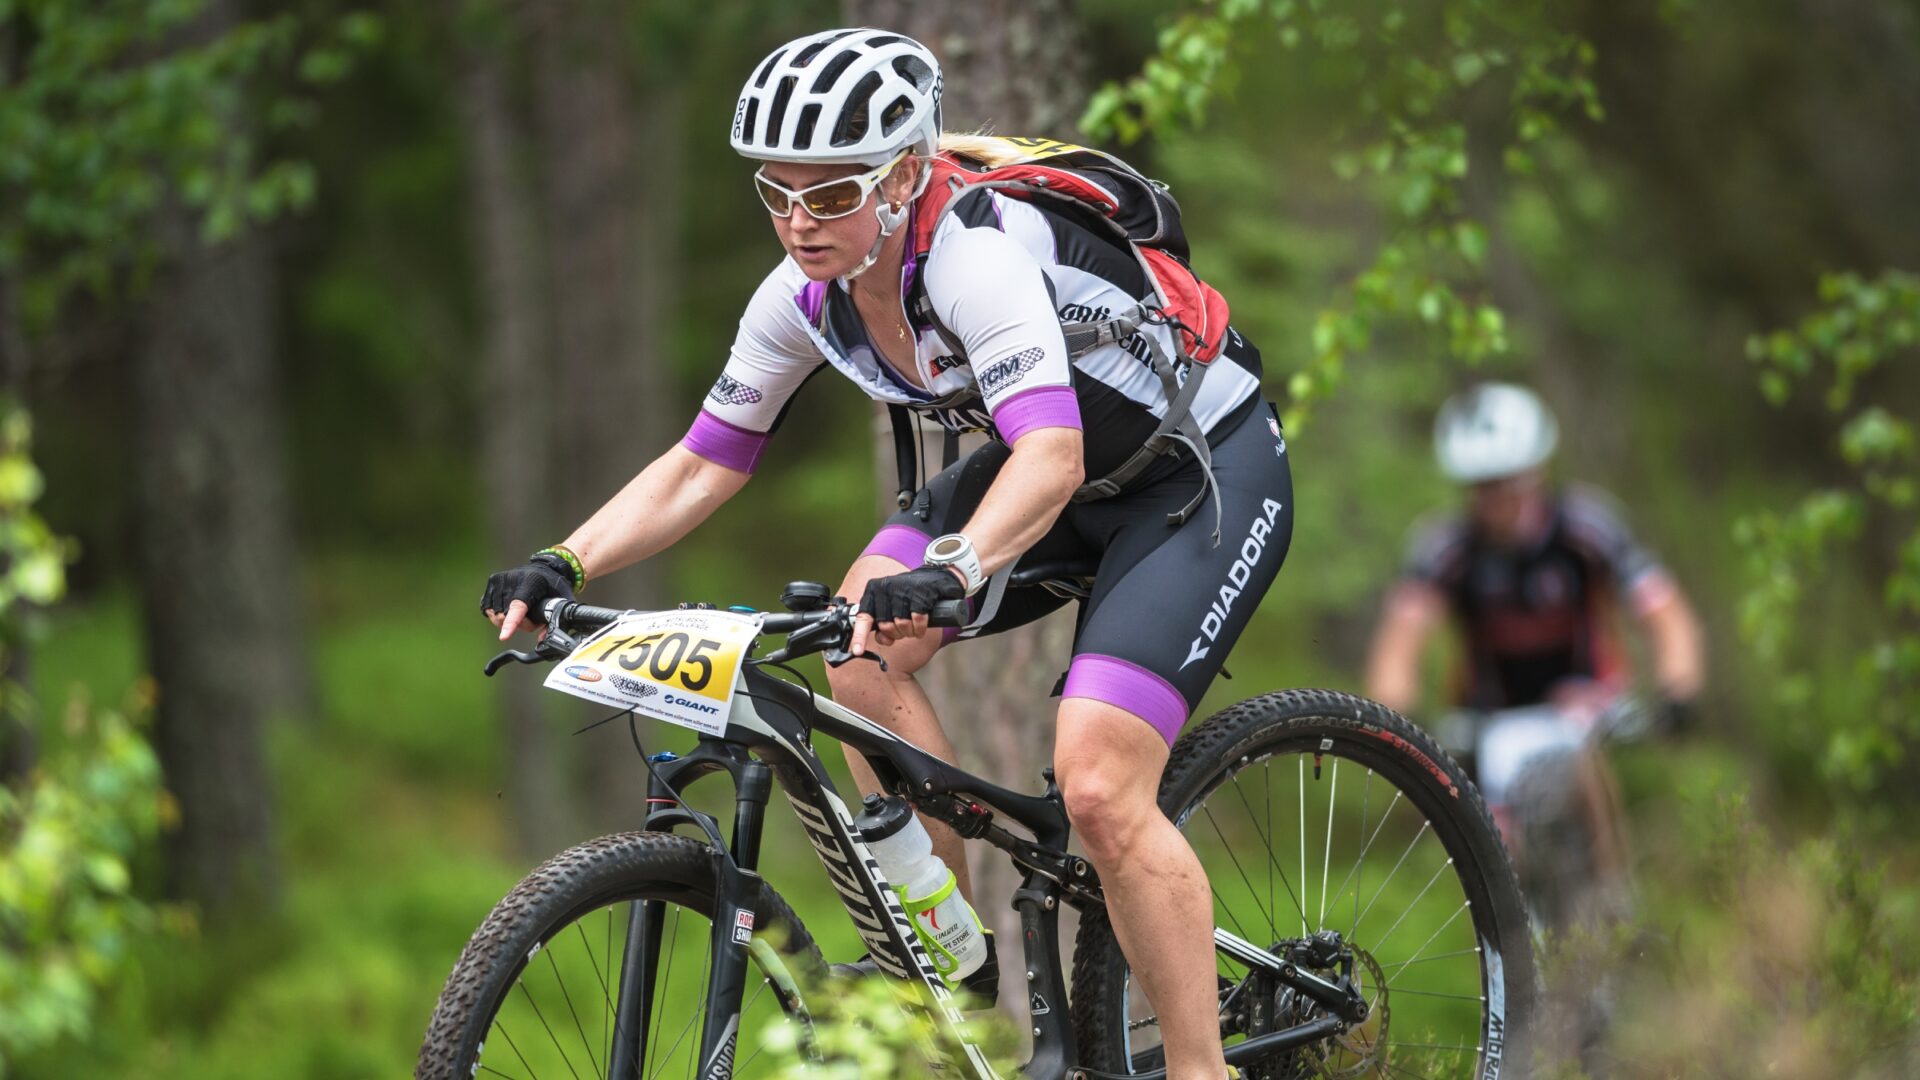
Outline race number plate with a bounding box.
[543,609,763,736]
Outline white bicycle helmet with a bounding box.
[731,29,943,166]
[1433,382,1560,483]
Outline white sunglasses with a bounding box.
[753,150,910,220]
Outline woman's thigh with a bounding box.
[1064,404,1296,744]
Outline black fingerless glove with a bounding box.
[480,553,576,624]
[859,566,966,624]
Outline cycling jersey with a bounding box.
[863,396,1293,745]
[1400,486,1678,709]
[682,186,1265,481]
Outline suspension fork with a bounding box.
[606,746,773,1080]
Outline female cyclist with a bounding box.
[482,28,1294,1078]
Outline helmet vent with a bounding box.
[752,49,786,90]
[862,34,910,48]
[879,95,914,137]
[831,71,884,147]
[767,75,798,148]
[891,55,932,90]
[793,103,821,149]
[739,99,759,145]
[790,35,838,67]
[810,48,859,93]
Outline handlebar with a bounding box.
[485,590,968,675]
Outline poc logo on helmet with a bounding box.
[731,98,748,139]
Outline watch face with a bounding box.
[929,536,967,560]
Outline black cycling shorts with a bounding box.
[856,397,1295,744]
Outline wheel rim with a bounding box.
[469,897,809,1080]
[1119,735,1511,1078]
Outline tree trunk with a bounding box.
[131,207,289,914]
[459,24,576,857]
[845,0,1089,1029]
[534,7,678,831]
[125,0,310,917]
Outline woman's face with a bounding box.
[757,156,920,282]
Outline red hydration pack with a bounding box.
[898,137,1234,539]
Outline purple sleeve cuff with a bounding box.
[1062,654,1192,745]
[682,410,771,474]
[991,385,1082,444]
[860,524,934,568]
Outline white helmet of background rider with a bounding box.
[1433,382,1560,483]
[731,29,943,279]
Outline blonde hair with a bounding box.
[934,131,1028,169]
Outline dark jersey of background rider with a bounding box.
[1399,485,1674,709]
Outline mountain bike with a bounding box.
[416,573,1537,1079]
[1432,696,1654,934]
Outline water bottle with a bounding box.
[856,794,988,984]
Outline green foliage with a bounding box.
[1082,0,1598,425]
[1740,270,1920,790]
[0,0,381,329]
[0,695,165,1075]
[754,973,1021,1079]
[0,398,165,1075]
[1586,785,1920,1076]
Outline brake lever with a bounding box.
[483,648,546,677]
[824,647,886,671]
[484,626,578,677]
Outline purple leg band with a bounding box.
[1062,654,1191,745]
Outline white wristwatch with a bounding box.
[923,533,986,597]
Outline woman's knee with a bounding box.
[1055,701,1171,865]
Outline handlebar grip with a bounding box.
[927,599,970,628]
[544,599,629,632]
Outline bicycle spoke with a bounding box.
[1386,900,1471,986]
[479,1064,529,1080]
[1379,946,1480,973]
[1202,804,1283,936]
[602,909,613,1070]
[1265,759,1275,948]
[1386,1040,1480,1053]
[1319,757,1337,930]
[732,980,773,1073]
[1333,790,1402,939]
[1381,986,1486,1002]
[1353,820,1431,932]
[516,979,584,1080]
[1222,775,1308,934]
[545,944,602,1076]
[495,1021,540,1080]
[1370,858,1456,955]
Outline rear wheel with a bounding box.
[417,832,821,1079]
[1071,690,1537,1078]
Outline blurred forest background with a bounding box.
[3,0,1917,1075]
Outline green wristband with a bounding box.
[535,546,587,593]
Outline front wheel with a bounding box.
[417,832,822,1080]
[1071,689,1537,1078]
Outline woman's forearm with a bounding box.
[561,444,750,583]
[959,428,1085,576]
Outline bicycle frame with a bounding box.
[603,656,1366,1080]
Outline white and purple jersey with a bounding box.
[682,187,1266,479]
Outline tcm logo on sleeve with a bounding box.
[977,347,1044,397]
